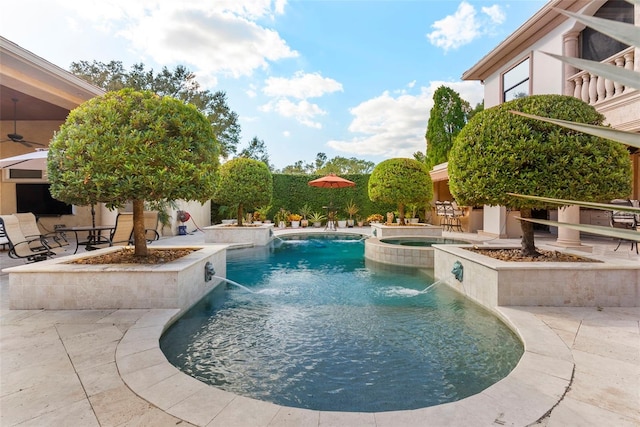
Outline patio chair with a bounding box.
[443,201,464,232]
[435,201,449,230]
[0,215,57,262]
[609,199,638,253]
[86,212,134,250]
[143,211,160,243]
[0,221,9,251]
[13,212,69,251]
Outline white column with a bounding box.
[563,32,579,96]
[555,205,582,248]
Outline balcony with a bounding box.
[567,47,635,105]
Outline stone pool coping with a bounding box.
[2,229,638,425]
[116,303,573,426]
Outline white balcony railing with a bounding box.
[567,46,635,105]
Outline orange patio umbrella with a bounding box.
[308,173,355,189]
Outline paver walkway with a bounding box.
[1,230,638,426]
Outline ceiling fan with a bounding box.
[1,98,45,147]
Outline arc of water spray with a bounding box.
[212,276,256,293]
[419,277,448,294]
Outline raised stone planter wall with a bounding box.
[434,244,640,308]
[7,245,227,312]
[204,223,274,246]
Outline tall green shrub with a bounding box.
[48,88,219,256]
[448,95,631,256]
[368,158,433,225]
[213,158,273,226]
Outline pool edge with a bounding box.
[116,305,572,426]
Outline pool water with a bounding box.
[160,235,523,412]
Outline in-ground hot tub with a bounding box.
[365,236,469,268]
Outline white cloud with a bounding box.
[260,99,325,129]
[259,71,342,127]
[426,1,506,52]
[283,131,291,137]
[263,71,343,99]
[326,81,483,159]
[482,5,506,24]
[44,0,297,78]
[123,8,297,78]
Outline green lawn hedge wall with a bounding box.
[212,174,395,223]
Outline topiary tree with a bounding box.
[48,88,220,257]
[368,158,433,225]
[448,94,632,256]
[213,157,273,226]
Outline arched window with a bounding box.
[581,0,633,61]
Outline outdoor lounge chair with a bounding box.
[143,211,160,243]
[86,212,135,250]
[13,212,69,251]
[0,215,57,262]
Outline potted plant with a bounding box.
[406,203,421,224]
[366,213,383,225]
[299,203,313,228]
[356,215,364,227]
[337,215,347,229]
[274,208,288,228]
[309,212,326,228]
[252,211,262,225]
[255,205,272,223]
[289,213,302,228]
[344,200,359,228]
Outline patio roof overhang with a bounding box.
[429,162,449,183]
[0,36,104,122]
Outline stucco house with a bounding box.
[449,0,639,244]
[0,36,211,236]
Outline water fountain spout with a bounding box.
[212,276,256,293]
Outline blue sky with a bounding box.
[2,0,546,170]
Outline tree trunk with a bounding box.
[398,203,406,226]
[132,199,148,257]
[237,203,244,226]
[519,207,540,257]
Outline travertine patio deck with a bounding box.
[1,229,638,426]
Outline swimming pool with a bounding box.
[160,235,523,412]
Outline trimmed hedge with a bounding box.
[211,174,395,223]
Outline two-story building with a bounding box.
[458,0,639,245]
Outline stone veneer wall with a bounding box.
[364,237,436,268]
[369,223,442,239]
[434,245,640,308]
[7,246,227,311]
[204,223,274,246]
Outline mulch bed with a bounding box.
[70,247,195,265]
[467,247,600,262]
[69,246,598,265]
